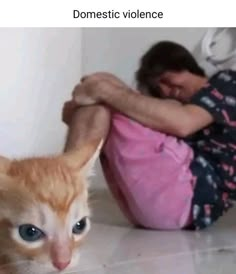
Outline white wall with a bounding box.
[0,28,81,157]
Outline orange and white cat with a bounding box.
[0,140,102,274]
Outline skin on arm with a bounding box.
[73,79,214,138]
[100,88,213,137]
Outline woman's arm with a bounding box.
[73,76,214,137]
[98,86,213,137]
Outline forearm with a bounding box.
[72,74,213,137]
[99,87,189,136]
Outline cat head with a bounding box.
[0,139,102,274]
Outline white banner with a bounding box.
[0,0,234,27]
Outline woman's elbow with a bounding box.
[151,119,195,138]
[168,123,194,138]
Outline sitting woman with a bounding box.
[63,41,236,230]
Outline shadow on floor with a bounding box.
[89,188,131,227]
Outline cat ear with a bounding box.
[0,156,10,174]
[0,174,33,219]
[62,139,103,178]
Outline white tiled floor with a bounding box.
[78,189,236,274]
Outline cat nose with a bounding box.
[52,260,71,271]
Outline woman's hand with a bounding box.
[72,79,105,106]
[72,72,128,106]
[62,72,129,124]
[81,72,127,89]
[62,100,78,125]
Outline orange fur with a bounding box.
[8,157,83,216]
[0,139,102,274]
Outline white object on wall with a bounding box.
[199,28,236,76]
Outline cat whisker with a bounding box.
[88,197,104,205]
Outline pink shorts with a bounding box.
[100,113,195,230]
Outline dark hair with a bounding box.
[135,41,205,97]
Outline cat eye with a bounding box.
[72,217,87,234]
[18,224,45,242]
